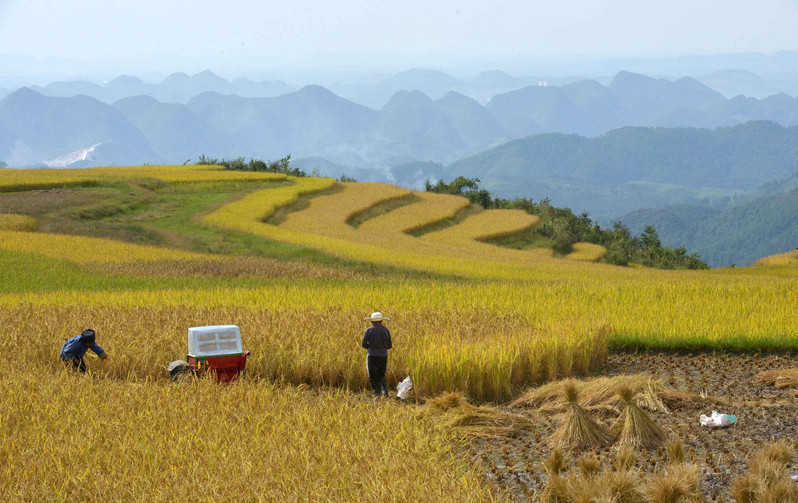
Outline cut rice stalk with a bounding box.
[613,385,668,449]
[547,381,614,450]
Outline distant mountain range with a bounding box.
[0,88,160,167]
[3,70,798,173]
[445,121,798,219]
[29,70,295,104]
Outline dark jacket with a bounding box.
[60,334,105,360]
[361,323,392,357]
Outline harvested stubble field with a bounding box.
[1,166,797,502]
[466,351,798,502]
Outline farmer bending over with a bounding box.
[361,312,392,398]
[60,329,107,373]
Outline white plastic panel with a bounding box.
[187,325,243,357]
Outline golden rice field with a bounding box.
[0,363,500,502]
[358,191,470,234]
[0,164,286,191]
[754,247,798,267]
[1,166,797,502]
[205,178,609,279]
[0,230,213,264]
[566,242,608,262]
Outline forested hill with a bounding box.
[447,121,798,189]
[620,179,798,267]
[445,121,798,218]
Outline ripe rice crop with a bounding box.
[0,213,37,231]
[422,209,539,242]
[0,230,214,264]
[0,303,607,401]
[0,164,285,191]
[206,178,587,279]
[203,176,337,231]
[0,364,503,502]
[358,191,470,234]
[754,248,798,267]
[4,264,796,350]
[4,166,798,502]
[566,242,607,262]
[280,182,412,238]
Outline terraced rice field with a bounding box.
[1,166,796,502]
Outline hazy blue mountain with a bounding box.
[22,70,296,106]
[483,71,783,139]
[159,70,235,102]
[264,85,378,158]
[374,90,467,162]
[698,69,777,99]
[0,88,160,166]
[0,121,15,160]
[32,80,108,100]
[721,93,798,124]
[485,76,631,137]
[470,70,529,90]
[337,68,466,109]
[291,156,351,177]
[187,85,378,162]
[484,86,549,136]
[6,71,798,174]
[230,77,294,98]
[432,91,510,151]
[389,160,446,188]
[454,70,538,104]
[105,75,152,102]
[445,121,798,218]
[558,79,629,132]
[607,72,726,123]
[113,95,230,162]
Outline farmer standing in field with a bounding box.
[362,312,392,398]
[60,329,108,373]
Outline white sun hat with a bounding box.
[364,312,390,322]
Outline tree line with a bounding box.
[196,154,306,177]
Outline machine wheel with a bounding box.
[167,360,195,383]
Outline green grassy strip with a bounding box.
[484,228,554,250]
[609,333,798,352]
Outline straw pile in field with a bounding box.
[612,385,668,449]
[732,441,798,503]
[754,368,798,389]
[420,392,536,439]
[513,374,668,414]
[547,381,614,450]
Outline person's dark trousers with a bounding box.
[63,356,86,373]
[367,355,389,397]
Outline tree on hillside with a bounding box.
[196,154,305,176]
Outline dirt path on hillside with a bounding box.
[467,352,798,502]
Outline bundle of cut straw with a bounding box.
[612,385,668,449]
[547,381,614,450]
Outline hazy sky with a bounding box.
[1,0,797,73]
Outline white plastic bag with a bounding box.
[396,376,413,400]
[699,410,737,428]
